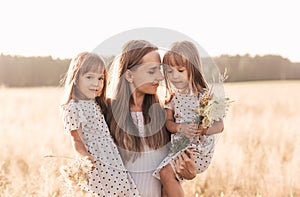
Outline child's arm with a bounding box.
[70,129,94,163]
[165,109,198,138]
[197,119,224,135]
[165,108,180,134]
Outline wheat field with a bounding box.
[0,81,299,197]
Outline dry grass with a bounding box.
[183,81,300,197]
[0,81,299,197]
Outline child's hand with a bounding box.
[85,154,95,164]
[82,154,95,170]
[179,123,198,138]
[194,125,208,136]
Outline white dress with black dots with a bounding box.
[153,93,216,181]
[63,99,141,197]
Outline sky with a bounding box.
[0,0,299,62]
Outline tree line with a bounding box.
[213,54,300,82]
[0,54,299,87]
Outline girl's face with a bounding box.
[165,64,189,92]
[76,69,105,99]
[130,51,164,95]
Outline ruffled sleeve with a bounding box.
[63,101,87,134]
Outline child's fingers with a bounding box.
[194,126,208,135]
[88,156,95,163]
[181,123,201,137]
[183,131,194,138]
[194,129,202,136]
[189,124,198,130]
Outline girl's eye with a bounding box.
[178,70,185,73]
[86,76,92,79]
[167,69,173,73]
[98,77,104,81]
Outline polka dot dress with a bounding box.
[153,93,216,181]
[63,99,141,197]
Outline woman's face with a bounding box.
[130,51,164,95]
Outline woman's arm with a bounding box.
[70,130,94,163]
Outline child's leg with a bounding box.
[160,164,184,197]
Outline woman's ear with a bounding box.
[125,70,133,83]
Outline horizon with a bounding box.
[1,52,299,63]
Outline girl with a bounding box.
[153,41,224,197]
[106,40,197,197]
[60,52,140,197]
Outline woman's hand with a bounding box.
[173,149,196,180]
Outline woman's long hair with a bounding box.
[107,40,169,161]
[163,41,208,103]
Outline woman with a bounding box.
[106,40,197,196]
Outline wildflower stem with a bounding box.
[43,155,76,160]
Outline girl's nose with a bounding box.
[93,79,99,86]
[172,71,179,79]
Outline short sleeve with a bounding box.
[165,97,175,110]
[63,102,86,134]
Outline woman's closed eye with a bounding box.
[148,68,156,74]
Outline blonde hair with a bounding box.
[60,52,108,112]
[107,40,169,161]
[163,41,208,102]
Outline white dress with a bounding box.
[120,112,169,197]
[153,93,216,181]
[63,99,141,197]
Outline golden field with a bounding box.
[0,81,299,197]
